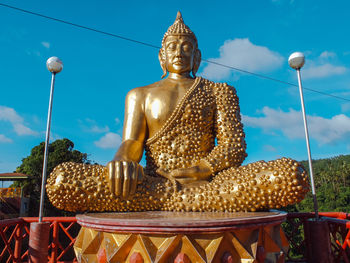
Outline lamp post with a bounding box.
[288,52,319,220]
[29,57,63,263]
[38,56,63,222]
[289,52,334,262]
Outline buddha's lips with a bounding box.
[173,58,184,64]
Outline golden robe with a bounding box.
[145,77,246,177]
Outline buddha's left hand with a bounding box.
[157,160,212,185]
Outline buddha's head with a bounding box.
[159,12,201,78]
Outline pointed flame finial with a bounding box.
[175,11,183,23]
[161,11,197,46]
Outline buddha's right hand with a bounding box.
[106,161,144,198]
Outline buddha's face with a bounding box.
[164,35,196,75]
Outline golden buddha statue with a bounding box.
[46,12,309,213]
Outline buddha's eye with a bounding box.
[166,42,177,51]
[182,43,193,52]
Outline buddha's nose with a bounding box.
[175,46,183,56]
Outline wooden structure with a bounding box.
[0,173,30,218]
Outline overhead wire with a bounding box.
[0,3,160,49]
[1,2,349,103]
[203,59,350,102]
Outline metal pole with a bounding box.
[296,69,319,220]
[29,57,62,263]
[38,72,56,222]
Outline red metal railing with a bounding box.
[286,212,350,262]
[0,218,23,263]
[0,217,78,263]
[0,212,349,262]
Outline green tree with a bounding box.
[295,155,350,213]
[282,155,350,259]
[13,138,90,216]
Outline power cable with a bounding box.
[203,59,350,102]
[1,2,349,102]
[0,3,160,49]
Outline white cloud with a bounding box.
[115,117,121,125]
[300,51,347,79]
[41,41,50,49]
[79,118,109,133]
[13,123,38,136]
[263,145,277,152]
[90,125,109,133]
[0,106,38,136]
[0,134,12,143]
[0,106,23,123]
[263,144,277,152]
[319,51,336,59]
[94,132,122,149]
[201,38,284,80]
[242,106,350,145]
[302,63,347,79]
[26,49,41,57]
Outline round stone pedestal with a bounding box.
[74,211,288,263]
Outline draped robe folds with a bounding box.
[46,78,309,212]
[144,77,247,177]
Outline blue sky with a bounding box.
[1,0,350,176]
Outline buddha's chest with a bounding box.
[145,93,180,124]
[144,83,216,139]
[144,86,187,136]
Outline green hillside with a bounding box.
[295,154,350,212]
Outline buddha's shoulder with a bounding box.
[201,78,237,94]
[125,81,159,99]
[126,80,165,96]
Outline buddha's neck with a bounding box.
[167,72,193,80]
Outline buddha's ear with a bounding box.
[192,49,201,77]
[158,49,167,79]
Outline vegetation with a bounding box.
[12,138,90,216]
[296,154,350,213]
[281,155,350,259]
